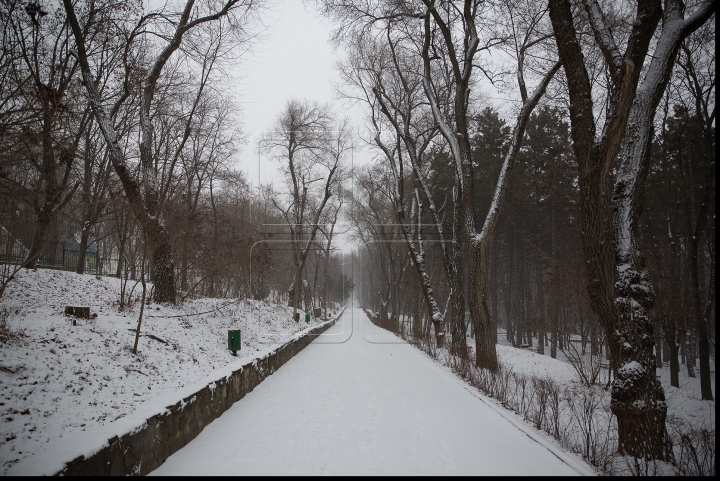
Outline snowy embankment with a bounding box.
[494,335,715,433]
[495,344,715,475]
[0,268,328,474]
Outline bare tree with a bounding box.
[63,0,259,302]
[1,0,91,268]
[418,0,560,369]
[548,0,714,460]
[339,25,456,347]
[263,100,348,320]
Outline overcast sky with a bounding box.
[227,0,364,251]
[230,0,368,188]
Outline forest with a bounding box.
[0,0,715,473]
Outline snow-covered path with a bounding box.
[151,306,594,476]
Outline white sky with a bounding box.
[225,0,368,252]
[230,0,370,188]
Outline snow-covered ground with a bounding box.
[494,333,715,430]
[390,316,714,474]
[152,307,595,476]
[0,268,712,475]
[0,268,332,474]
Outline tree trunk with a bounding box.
[663,323,680,388]
[116,239,124,279]
[466,239,498,370]
[654,327,664,368]
[412,287,423,338]
[685,329,697,378]
[76,227,90,275]
[449,233,467,357]
[679,328,686,365]
[689,237,713,399]
[152,237,175,303]
[77,126,95,275]
[609,0,714,460]
[180,249,188,292]
[22,210,53,269]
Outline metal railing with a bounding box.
[0,229,116,275]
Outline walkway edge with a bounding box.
[364,310,596,476]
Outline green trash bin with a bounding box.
[228,329,241,355]
[305,312,310,323]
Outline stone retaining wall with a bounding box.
[55,316,340,476]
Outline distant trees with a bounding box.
[490,105,586,357]
[672,24,715,402]
[348,163,407,324]
[262,100,349,319]
[643,103,712,390]
[63,0,260,303]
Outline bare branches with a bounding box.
[583,0,622,78]
[262,99,348,316]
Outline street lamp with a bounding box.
[339,262,345,310]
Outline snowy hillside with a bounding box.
[0,268,330,474]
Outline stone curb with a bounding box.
[55,311,343,476]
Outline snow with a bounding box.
[0,268,333,474]
[1,268,712,475]
[618,361,644,376]
[495,344,579,384]
[493,329,715,475]
[151,307,595,476]
[496,331,714,416]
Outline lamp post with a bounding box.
[340,262,345,310]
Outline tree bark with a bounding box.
[23,208,52,269]
[609,0,715,458]
[412,284,423,338]
[663,322,680,388]
[76,228,90,274]
[550,0,714,460]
